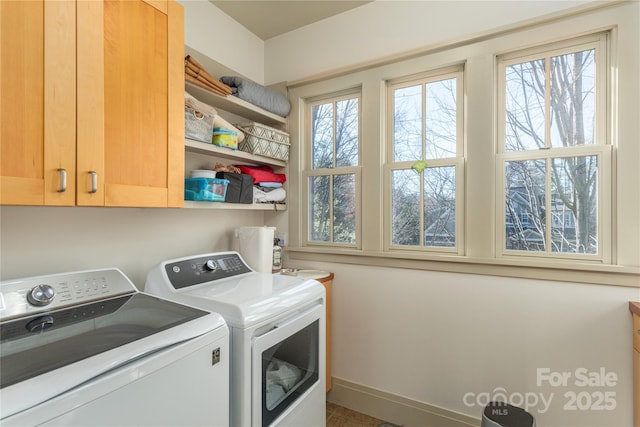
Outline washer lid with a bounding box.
[0,293,225,418]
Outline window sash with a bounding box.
[496,145,611,262]
[497,34,608,153]
[385,67,465,254]
[306,90,362,170]
[384,158,465,254]
[303,89,362,249]
[496,32,611,263]
[387,66,464,162]
[302,168,361,249]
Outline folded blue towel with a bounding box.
[220,76,291,117]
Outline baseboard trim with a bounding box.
[327,377,480,427]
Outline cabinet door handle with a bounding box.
[88,171,98,194]
[57,168,67,193]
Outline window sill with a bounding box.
[285,247,640,288]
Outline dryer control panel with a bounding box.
[164,252,253,290]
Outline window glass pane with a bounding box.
[333,174,356,243]
[391,169,420,246]
[311,103,333,169]
[308,92,360,247]
[309,176,330,242]
[505,59,546,151]
[550,156,598,254]
[550,49,596,148]
[335,98,359,167]
[393,85,422,162]
[424,166,456,247]
[425,78,457,159]
[505,159,546,251]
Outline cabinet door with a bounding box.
[0,0,76,206]
[77,0,184,207]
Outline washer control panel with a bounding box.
[164,252,252,290]
[0,269,135,321]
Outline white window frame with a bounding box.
[285,4,639,287]
[384,66,465,255]
[302,89,362,249]
[495,33,612,263]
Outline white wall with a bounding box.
[296,260,639,426]
[178,0,265,84]
[0,206,264,287]
[264,0,599,85]
[269,1,640,426]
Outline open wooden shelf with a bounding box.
[183,201,286,211]
[182,46,288,212]
[185,82,286,126]
[185,138,286,168]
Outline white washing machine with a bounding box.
[145,251,326,427]
[0,268,229,426]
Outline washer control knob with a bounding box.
[26,315,54,333]
[204,260,217,272]
[27,284,55,307]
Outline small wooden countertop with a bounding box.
[630,301,640,316]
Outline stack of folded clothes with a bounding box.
[236,165,286,204]
[185,55,233,97]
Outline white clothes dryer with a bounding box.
[0,268,229,426]
[145,251,326,427]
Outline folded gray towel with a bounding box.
[220,76,291,117]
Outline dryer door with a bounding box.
[251,303,324,427]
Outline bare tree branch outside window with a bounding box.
[309,97,358,244]
[503,47,598,254]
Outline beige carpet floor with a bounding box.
[326,402,396,427]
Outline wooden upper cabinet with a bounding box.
[1,0,184,208]
[77,0,184,207]
[0,1,76,206]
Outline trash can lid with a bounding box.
[482,402,535,427]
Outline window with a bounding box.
[287,6,638,286]
[303,90,361,247]
[386,67,464,253]
[497,34,611,261]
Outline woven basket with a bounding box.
[236,122,290,162]
[185,107,214,143]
